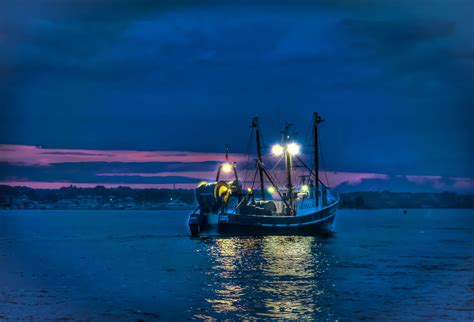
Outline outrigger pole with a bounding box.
[252,117,266,200]
[314,112,324,207]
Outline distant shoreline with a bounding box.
[2,207,474,211]
[1,185,473,210]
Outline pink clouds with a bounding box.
[0,144,248,165]
[405,175,446,190]
[0,144,472,192]
[452,177,474,190]
[98,171,223,180]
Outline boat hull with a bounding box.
[188,212,220,235]
[218,201,338,235]
[189,200,338,236]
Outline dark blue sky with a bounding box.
[0,0,473,191]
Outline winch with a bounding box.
[195,180,241,213]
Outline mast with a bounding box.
[283,122,293,210]
[313,112,324,207]
[252,117,265,200]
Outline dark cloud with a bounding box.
[336,175,472,194]
[0,162,213,184]
[0,161,220,177]
[0,0,473,183]
[343,18,456,45]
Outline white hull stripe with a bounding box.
[260,209,336,227]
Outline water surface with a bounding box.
[0,209,473,320]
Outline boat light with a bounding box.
[271,144,284,156]
[247,187,253,193]
[221,163,233,173]
[267,186,276,193]
[287,143,300,156]
[301,184,309,192]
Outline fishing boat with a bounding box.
[188,112,339,236]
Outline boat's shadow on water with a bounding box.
[189,233,338,320]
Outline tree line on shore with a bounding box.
[0,185,473,209]
[0,185,194,207]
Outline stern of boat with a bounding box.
[188,207,204,236]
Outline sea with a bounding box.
[0,209,473,320]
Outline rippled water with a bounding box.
[0,209,473,320]
[200,236,334,319]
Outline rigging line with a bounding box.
[259,162,289,208]
[264,132,283,182]
[270,154,284,171]
[295,155,326,186]
[266,165,284,190]
[296,159,308,186]
[319,131,331,188]
[303,117,314,149]
[271,170,283,190]
[242,128,254,189]
[266,154,284,188]
[264,123,289,189]
[250,166,258,190]
[260,127,268,149]
[267,154,280,187]
[260,131,275,169]
[257,126,278,187]
[264,151,275,179]
[305,119,315,173]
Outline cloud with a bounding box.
[336,174,474,193]
[1,0,472,183]
[0,144,249,165]
[342,18,456,45]
[1,143,472,193]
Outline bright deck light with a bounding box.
[271,144,284,156]
[267,186,276,193]
[301,184,309,192]
[221,163,233,173]
[287,143,300,155]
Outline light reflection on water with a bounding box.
[199,236,334,319]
